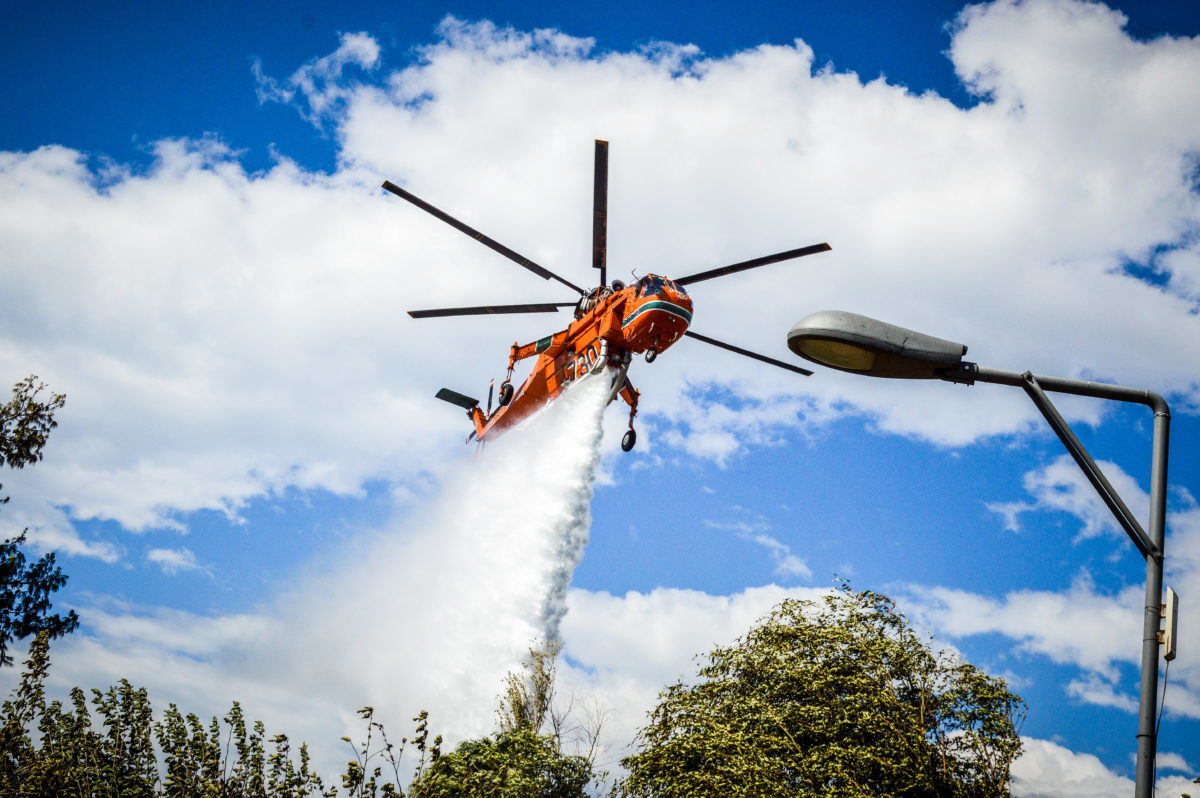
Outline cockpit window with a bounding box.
[638,275,670,296]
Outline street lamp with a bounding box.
[788,310,1174,798]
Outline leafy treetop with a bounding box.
[0,376,76,667]
[619,584,1026,798]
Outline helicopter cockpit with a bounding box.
[634,274,688,298]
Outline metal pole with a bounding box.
[943,364,1170,798]
[1135,408,1170,798]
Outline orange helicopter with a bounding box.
[382,140,830,452]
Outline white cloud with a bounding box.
[1065,672,1138,713]
[1155,750,1193,774]
[705,522,813,580]
[987,499,1034,533]
[703,509,813,580]
[563,583,815,690]
[4,0,1200,550]
[905,456,1200,723]
[904,572,1143,677]
[1012,737,1199,798]
[751,534,813,580]
[254,31,381,123]
[1012,737,1132,798]
[146,546,203,575]
[2,529,815,784]
[0,502,120,562]
[1017,454,1150,543]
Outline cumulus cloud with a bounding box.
[4,0,1200,555]
[1011,737,1198,798]
[904,572,1143,678]
[1011,738,1131,798]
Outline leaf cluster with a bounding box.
[619,585,1025,798]
[407,729,591,798]
[0,634,591,798]
[339,705,428,798]
[1,376,77,668]
[0,532,78,668]
[0,632,330,797]
[0,376,65,475]
[408,642,595,798]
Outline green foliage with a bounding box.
[407,729,590,798]
[407,643,594,798]
[338,706,416,798]
[0,375,77,667]
[0,376,65,474]
[619,585,1025,798]
[0,632,332,797]
[496,642,559,736]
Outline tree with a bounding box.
[0,376,76,667]
[407,642,595,798]
[0,632,331,797]
[619,585,1025,798]
[407,729,591,798]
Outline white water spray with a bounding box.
[33,370,615,777]
[469,370,611,644]
[256,369,613,743]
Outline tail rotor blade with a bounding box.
[684,330,813,376]
[676,243,832,286]
[436,388,479,410]
[592,140,609,288]
[381,180,586,295]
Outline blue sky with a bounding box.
[3,1,1200,794]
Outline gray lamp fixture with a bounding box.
[787,310,967,379]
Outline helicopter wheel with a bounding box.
[498,382,514,406]
[645,348,658,364]
[621,429,637,452]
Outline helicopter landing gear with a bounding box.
[645,348,658,363]
[498,381,514,406]
[618,374,639,453]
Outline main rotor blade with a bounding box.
[381,180,587,295]
[592,140,609,288]
[408,302,577,319]
[675,243,832,286]
[684,330,813,376]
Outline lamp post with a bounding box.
[787,310,1172,798]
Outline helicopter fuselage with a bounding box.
[467,274,692,441]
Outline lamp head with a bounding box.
[787,310,967,379]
